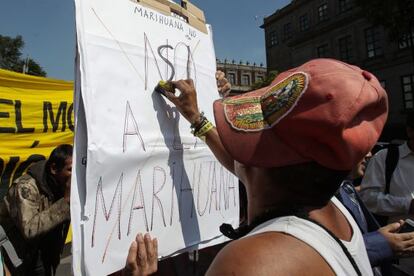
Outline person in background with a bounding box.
[360,112,414,275]
[0,144,72,276]
[360,112,414,223]
[348,151,372,192]
[338,152,414,275]
[128,59,389,275]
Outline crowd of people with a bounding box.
[1,58,414,276]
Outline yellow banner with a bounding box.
[0,69,74,191]
[0,69,75,243]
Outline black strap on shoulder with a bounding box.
[303,217,362,276]
[219,206,306,240]
[385,145,399,194]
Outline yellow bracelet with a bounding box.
[194,121,214,139]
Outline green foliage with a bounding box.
[0,35,24,72]
[0,34,46,77]
[251,70,278,89]
[355,0,414,41]
[25,58,47,77]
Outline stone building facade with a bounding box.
[262,0,414,140]
[217,59,267,94]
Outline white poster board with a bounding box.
[72,0,240,275]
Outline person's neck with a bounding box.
[247,194,326,225]
[247,200,352,241]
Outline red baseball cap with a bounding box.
[213,59,388,171]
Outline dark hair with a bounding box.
[407,112,414,128]
[46,144,73,172]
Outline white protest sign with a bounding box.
[72,0,240,274]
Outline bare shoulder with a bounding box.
[206,232,334,276]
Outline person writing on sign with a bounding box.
[133,58,387,275]
[218,69,414,275]
[0,144,72,276]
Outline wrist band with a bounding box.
[190,111,214,140]
[194,121,214,138]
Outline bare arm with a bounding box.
[204,127,235,173]
[162,79,235,174]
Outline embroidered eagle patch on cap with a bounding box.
[223,72,308,131]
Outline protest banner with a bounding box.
[0,69,74,198]
[72,0,240,275]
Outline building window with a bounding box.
[283,23,292,40]
[339,0,353,13]
[402,75,414,110]
[338,35,353,62]
[241,74,251,86]
[365,27,383,58]
[299,14,310,31]
[318,3,328,21]
[399,30,414,49]
[228,72,236,85]
[269,31,279,46]
[317,44,330,57]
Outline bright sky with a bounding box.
[0,0,290,81]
